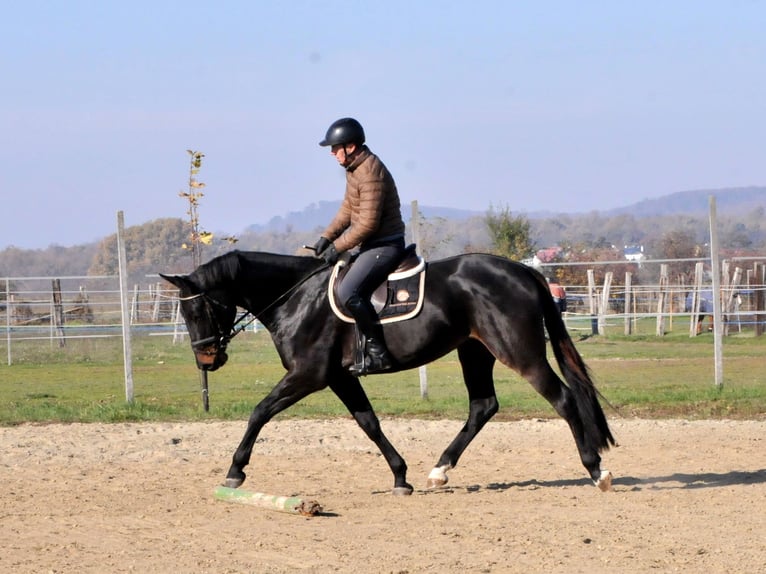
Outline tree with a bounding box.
[179,150,208,269]
[556,243,637,287]
[177,150,237,269]
[484,205,535,261]
[88,218,190,278]
[654,230,700,281]
[409,203,454,259]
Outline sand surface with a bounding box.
[2,418,765,573]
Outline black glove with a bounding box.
[313,237,331,256]
[320,244,339,265]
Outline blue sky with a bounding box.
[2,1,764,249]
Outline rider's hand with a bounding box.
[320,244,339,265]
[313,237,331,256]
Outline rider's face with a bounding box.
[330,143,356,167]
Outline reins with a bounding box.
[182,261,332,350]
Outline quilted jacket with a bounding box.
[322,146,405,253]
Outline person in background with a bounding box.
[685,289,714,333]
[547,277,567,315]
[312,117,406,375]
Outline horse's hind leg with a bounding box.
[523,362,610,490]
[427,339,499,488]
[329,372,413,496]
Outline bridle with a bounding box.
[178,261,331,354]
[178,292,255,353]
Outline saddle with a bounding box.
[328,244,427,324]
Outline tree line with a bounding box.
[1,207,764,287]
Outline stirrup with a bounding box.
[349,349,393,376]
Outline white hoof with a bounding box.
[426,467,449,489]
[595,470,613,492]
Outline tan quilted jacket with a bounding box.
[322,146,405,253]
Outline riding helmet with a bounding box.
[319,118,365,147]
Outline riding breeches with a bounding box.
[338,241,404,330]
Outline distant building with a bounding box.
[536,246,564,263]
[523,246,564,269]
[521,254,542,268]
[623,245,645,262]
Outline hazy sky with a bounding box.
[2,1,764,249]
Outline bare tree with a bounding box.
[179,150,208,269]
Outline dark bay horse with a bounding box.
[161,250,615,495]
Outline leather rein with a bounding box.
[179,262,331,352]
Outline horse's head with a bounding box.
[160,273,237,371]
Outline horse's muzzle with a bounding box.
[194,347,229,371]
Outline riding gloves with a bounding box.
[313,237,331,255]
[320,244,339,265]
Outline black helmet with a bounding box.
[319,117,365,147]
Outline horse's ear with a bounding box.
[159,273,188,289]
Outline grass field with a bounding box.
[1,320,764,425]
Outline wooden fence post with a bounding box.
[723,267,743,335]
[117,211,134,403]
[410,199,428,399]
[754,262,764,337]
[172,300,184,344]
[689,262,704,337]
[4,280,11,366]
[51,278,66,347]
[598,272,613,335]
[151,282,161,322]
[587,270,598,334]
[130,284,139,324]
[623,272,633,335]
[655,264,668,336]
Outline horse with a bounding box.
[160,250,615,495]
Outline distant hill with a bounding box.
[2,186,763,277]
[246,187,765,233]
[603,186,766,217]
[245,200,483,233]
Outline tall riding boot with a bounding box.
[346,295,393,375]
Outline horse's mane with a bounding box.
[191,251,242,290]
[191,250,322,290]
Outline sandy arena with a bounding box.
[2,418,764,573]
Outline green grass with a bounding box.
[1,325,765,425]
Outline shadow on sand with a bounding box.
[412,468,766,494]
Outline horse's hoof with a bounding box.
[392,485,414,496]
[223,477,244,489]
[426,467,449,489]
[595,470,613,492]
[426,477,448,489]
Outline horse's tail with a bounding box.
[539,278,616,453]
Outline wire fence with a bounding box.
[561,283,765,336]
[2,275,188,365]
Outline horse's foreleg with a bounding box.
[329,373,413,495]
[225,374,321,488]
[428,340,499,489]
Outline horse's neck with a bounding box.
[237,253,323,316]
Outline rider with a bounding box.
[312,117,406,375]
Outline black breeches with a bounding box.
[338,243,404,304]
